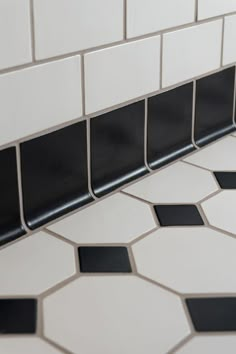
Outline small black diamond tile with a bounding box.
[186,297,236,332]
[0,299,37,334]
[214,172,236,189]
[78,247,132,273]
[154,205,204,226]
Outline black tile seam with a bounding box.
[0,67,236,244]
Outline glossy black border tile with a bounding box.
[154,205,204,226]
[0,147,25,246]
[21,122,93,229]
[78,247,132,273]
[147,83,195,170]
[0,299,37,334]
[186,297,236,332]
[90,101,148,197]
[194,67,236,147]
[214,171,236,189]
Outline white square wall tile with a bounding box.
[162,21,222,87]
[84,37,160,114]
[34,0,123,60]
[223,14,236,65]
[198,0,236,20]
[0,0,32,70]
[0,57,82,146]
[127,0,195,38]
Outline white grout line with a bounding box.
[86,118,97,201]
[220,16,225,67]
[191,80,199,149]
[159,34,163,89]
[15,143,30,233]
[232,65,236,127]
[123,0,127,40]
[195,0,198,22]
[29,0,36,61]
[144,98,152,172]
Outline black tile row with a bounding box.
[0,67,235,245]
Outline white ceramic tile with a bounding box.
[48,193,156,244]
[223,14,236,65]
[0,57,82,146]
[34,0,123,60]
[0,0,32,70]
[176,336,236,354]
[126,0,195,38]
[162,21,222,87]
[202,191,236,234]
[84,37,160,114]
[0,338,63,354]
[185,137,236,170]
[44,276,190,354]
[133,227,236,293]
[198,0,236,20]
[0,232,75,295]
[123,161,218,203]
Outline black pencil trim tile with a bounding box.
[186,297,236,332]
[194,67,236,147]
[21,121,93,230]
[147,83,195,170]
[154,205,204,226]
[214,171,236,189]
[0,299,37,334]
[78,247,132,273]
[0,147,25,246]
[90,101,148,197]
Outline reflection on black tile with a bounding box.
[154,205,204,226]
[147,83,195,170]
[78,247,132,273]
[195,67,236,147]
[214,171,236,189]
[0,299,37,334]
[91,101,147,197]
[186,297,236,332]
[0,148,25,246]
[21,122,93,229]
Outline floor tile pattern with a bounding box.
[43,277,190,354]
[123,161,218,203]
[1,135,236,353]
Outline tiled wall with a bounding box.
[1,0,236,244]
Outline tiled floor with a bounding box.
[2,134,236,353]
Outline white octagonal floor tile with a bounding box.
[132,227,236,293]
[44,276,190,354]
[0,232,75,295]
[202,191,236,234]
[175,336,236,354]
[123,161,218,203]
[185,136,236,170]
[47,193,156,244]
[0,337,63,354]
